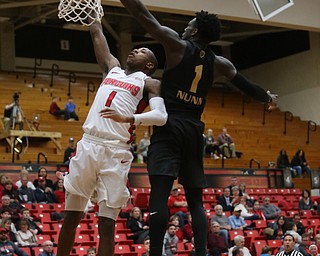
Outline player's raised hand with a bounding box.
[267,90,278,111]
[99,108,133,123]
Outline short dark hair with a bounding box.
[195,10,221,42]
[232,246,242,256]
[261,245,272,254]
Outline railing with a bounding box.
[33,58,42,78]
[241,96,250,116]
[67,72,77,96]
[86,81,96,106]
[250,158,260,169]
[50,64,59,89]
[306,120,317,144]
[37,152,48,164]
[283,111,293,135]
[220,145,229,168]
[262,103,268,125]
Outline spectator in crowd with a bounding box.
[33,167,54,190]
[3,94,24,132]
[251,200,266,220]
[169,214,183,242]
[0,195,21,223]
[203,128,220,160]
[130,132,138,161]
[126,206,149,244]
[210,204,230,246]
[230,186,241,208]
[292,214,305,236]
[53,178,65,204]
[298,233,311,256]
[15,218,38,247]
[260,197,282,220]
[183,213,193,242]
[1,217,17,243]
[309,245,319,256]
[260,246,272,256]
[142,236,150,256]
[314,234,320,253]
[86,247,96,256]
[38,240,56,256]
[266,215,287,240]
[218,187,233,212]
[0,210,17,233]
[162,224,178,256]
[138,131,150,163]
[1,179,19,205]
[228,177,243,196]
[236,197,260,220]
[168,185,188,229]
[284,222,302,243]
[64,96,79,121]
[231,247,244,256]
[290,149,311,178]
[228,205,247,230]
[0,175,8,191]
[49,96,66,118]
[16,208,42,235]
[207,222,228,256]
[277,149,291,169]
[15,169,36,190]
[0,227,29,256]
[276,234,303,256]
[218,128,236,158]
[228,235,251,256]
[238,183,250,201]
[63,138,76,165]
[18,176,36,204]
[299,189,317,211]
[34,177,58,204]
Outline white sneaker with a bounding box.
[214,154,220,160]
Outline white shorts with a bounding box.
[64,134,133,213]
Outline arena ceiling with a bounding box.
[0,0,294,47]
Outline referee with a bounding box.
[276,234,304,256]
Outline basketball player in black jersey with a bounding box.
[120,1,277,255]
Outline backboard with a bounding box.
[249,0,294,21]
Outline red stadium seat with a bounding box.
[229,230,244,241]
[114,244,135,256]
[253,240,267,256]
[37,234,52,245]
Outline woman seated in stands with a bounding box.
[169,214,184,242]
[126,206,149,244]
[1,179,21,209]
[299,189,318,211]
[290,149,311,178]
[1,179,19,202]
[277,149,290,169]
[251,200,266,220]
[1,217,18,243]
[54,178,65,204]
[15,219,38,247]
[266,215,287,240]
[236,197,260,221]
[0,175,9,191]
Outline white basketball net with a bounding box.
[58,0,104,26]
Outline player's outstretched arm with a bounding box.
[90,21,120,76]
[215,56,278,110]
[99,79,168,126]
[120,0,185,67]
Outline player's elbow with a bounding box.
[156,111,168,126]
